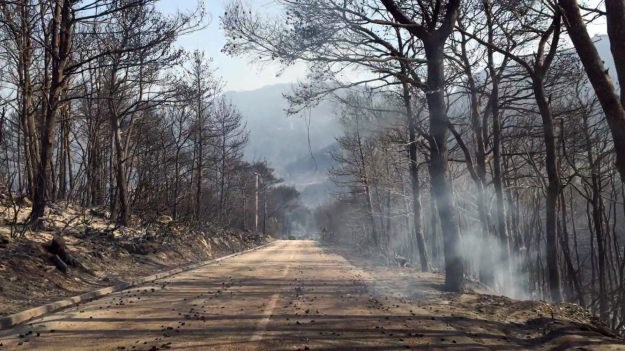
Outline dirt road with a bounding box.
[0,240,623,350]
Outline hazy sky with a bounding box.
[157,0,306,92]
[158,0,608,92]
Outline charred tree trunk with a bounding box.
[219,137,227,222]
[582,111,609,320]
[424,41,464,292]
[484,0,512,283]
[1,0,39,197]
[87,129,104,207]
[355,122,379,248]
[194,78,204,221]
[57,105,71,200]
[31,0,73,227]
[532,77,563,302]
[381,0,464,292]
[401,79,429,271]
[558,0,625,182]
[458,29,495,286]
[111,114,129,226]
[172,146,181,220]
[19,14,37,198]
[107,56,129,226]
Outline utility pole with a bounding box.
[254,172,259,232]
[263,192,267,234]
[242,196,247,231]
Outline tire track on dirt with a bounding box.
[249,248,294,345]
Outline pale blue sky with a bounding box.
[157,0,307,91]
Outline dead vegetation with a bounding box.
[0,200,270,317]
[324,243,625,349]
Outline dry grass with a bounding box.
[0,202,270,317]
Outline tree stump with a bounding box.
[50,254,69,274]
[46,235,79,272]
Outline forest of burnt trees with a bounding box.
[222,0,625,332]
[0,0,624,338]
[0,1,301,240]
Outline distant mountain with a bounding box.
[225,84,341,206]
[283,143,338,184]
[283,143,339,207]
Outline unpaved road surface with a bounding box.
[0,240,623,350]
